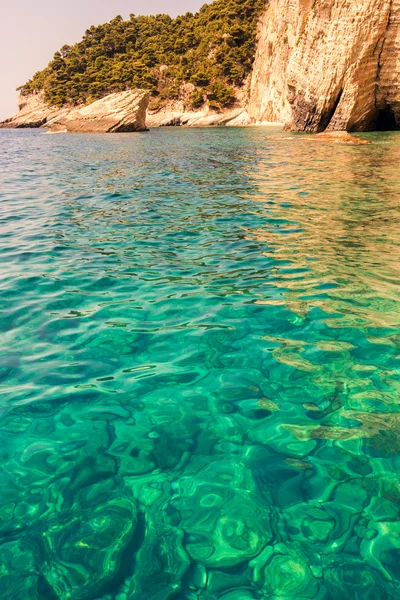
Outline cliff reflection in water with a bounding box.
[244,132,400,443]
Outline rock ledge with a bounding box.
[1,90,150,133]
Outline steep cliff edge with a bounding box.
[1,90,150,133]
[248,0,400,131]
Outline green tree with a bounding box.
[19,0,266,112]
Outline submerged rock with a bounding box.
[40,489,138,599]
[307,131,372,145]
[258,397,280,412]
[274,131,372,144]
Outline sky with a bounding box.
[0,0,210,120]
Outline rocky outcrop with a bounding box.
[307,131,372,145]
[1,90,150,133]
[2,89,249,131]
[4,1,399,134]
[146,81,250,127]
[278,131,372,145]
[146,104,250,127]
[0,91,69,129]
[48,90,149,133]
[248,0,400,132]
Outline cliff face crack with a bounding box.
[372,0,400,130]
[375,0,393,108]
[320,88,343,132]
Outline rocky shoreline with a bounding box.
[2,0,399,134]
[146,105,250,128]
[0,89,255,132]
[0,90,150,133]
[0,91,377,143]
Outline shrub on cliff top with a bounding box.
[20,0,265,110]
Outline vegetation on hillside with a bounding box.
[20,0,265,110]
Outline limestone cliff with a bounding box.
[3,1,399,133]
[1,89,248,131]
[248,0,400,131]
[0,92,69,129]
[48,91,149,133]
[146,106,250,127]
[145,79,251,127]
[1,90,149,133]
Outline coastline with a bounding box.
[0,90,287,132]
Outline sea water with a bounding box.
[1,127,400,599]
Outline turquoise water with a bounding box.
[1,127,400,599]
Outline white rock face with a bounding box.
[4,3,398,134]
[0,92,69,128]
[49,90,149,133]
[146,105,250,128]
[378,0,400,127]
[248,0,400,132]
[146,84,250,128]
[1,90,150,133]
[2,90,248,131]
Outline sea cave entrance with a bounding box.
[372,106,399,131]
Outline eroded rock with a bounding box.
[0,91,69,129]
[146,105,250,128]
[248,0,400,132]
[49,90,150,133]
[1,90,150,133]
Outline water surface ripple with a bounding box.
[1,128,400,599]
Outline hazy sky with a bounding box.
[0,0,210,120]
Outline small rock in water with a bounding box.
[310,131,371,145]
[284,458,313,470]
[274,131,371,145]
[303,403,322,412]
[258,398,280,412]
